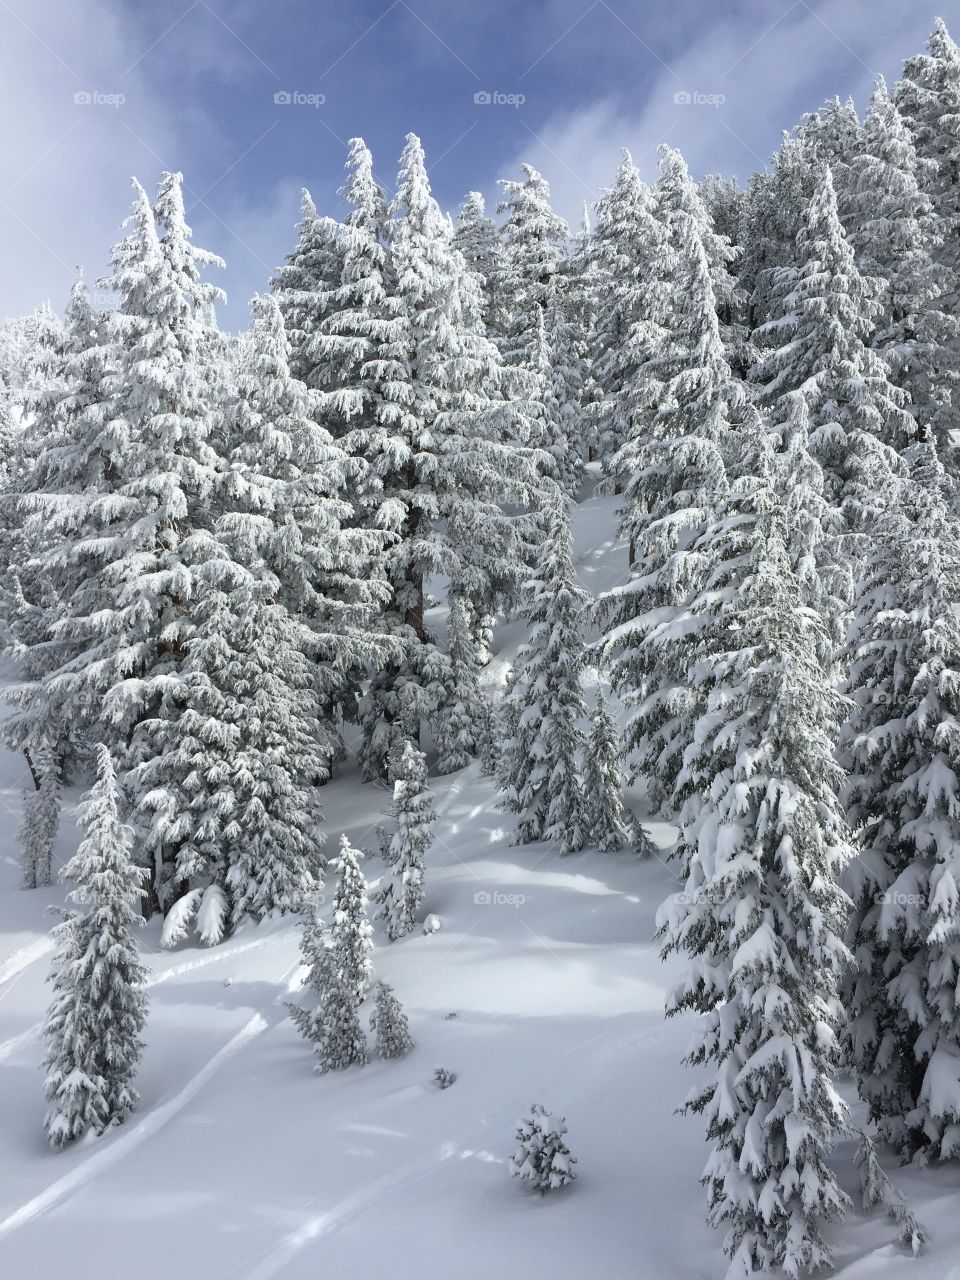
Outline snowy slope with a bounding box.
[1,485,958,1280]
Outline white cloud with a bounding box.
[492,0,937,227]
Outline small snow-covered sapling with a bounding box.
[510,1104,577,1193]
[433,1066,457,1089]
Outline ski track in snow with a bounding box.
[0,958,301,1239]
[0,937,54,989]
[0,930,290,1062]
[243,1149,458,1280]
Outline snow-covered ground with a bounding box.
[1,487,959,1280]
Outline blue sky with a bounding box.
[0,1,947,328]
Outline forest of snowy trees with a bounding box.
[5,14,960,1277]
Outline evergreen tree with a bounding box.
[454,191,500,333]
[315,137,396,443]
[352,135,536,779]
[370,980,414,1059]
[331,833,374,1006]
[510,1104,577,1193]
[42,745,148,1148]
[597,146,742,814]
[40,174,226,913]
[842,442,960,1162]
[272,191,343,391]
[3,276,108,779]
[289,901,367,1073]
[435,592,486,774]
[496,164,569,373]
[896,19,960,308]
[657,437,852,1271]
[847,76,959,461]
[755,167,913,544]
[497,489,589,852]
[376,741,436,940]
[582,696,646,854]
[588,151,667,490]
[20,753,60,889]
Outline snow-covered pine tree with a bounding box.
[453,191,500,334]
[352,135,537,779]
[657,449,853,1273]
[331,833,373,1006]
[654,144,744,371]
[40,175,226,914]
[497,487,589,853]
[376,740,436,940]
[289,900,367,1073]
[20,752,60,889]
[220,290,388,757]
[42,745,148,1148]
[754,166,913,548]
[896,19,960,310]
[272,191,343,392]
[314,137,396,444]
[496,163,569,374]
[842,441,960,1162]
[2,276,107,781]
[846,75,959,462]
[510,1104,577,1193]
[143,288,371,943]
[588,151,667,491]
[582,695,648,854]
[795,95,863,225]
[370,980,414,1059]
[435,592,486,774]
[596,146,742,815]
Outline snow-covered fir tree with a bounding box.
[657,454,853,1273]
[370,980,414,1059]
[582,695,646,854]
[896,19,960,310]
[588,150,667,490]
[842,441,960,1162]
[20,753,60,889]
[376,740,436,940]
[313,137,396,443]
[289,899,367,1074]
[35,174,227,914]
[331,833,374,1006]
[42,745,148,1148]
[596,146,743,814]
[434,592,486,775]
[755,166,913,539]
[453,190,500,333]
[846,77,959,462]
[510,1104,577,1193]
[351,134,536,779]
[497,487,589,853]
[2,275,107,781]
[496,163,569,374]
[272,191,343,392]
